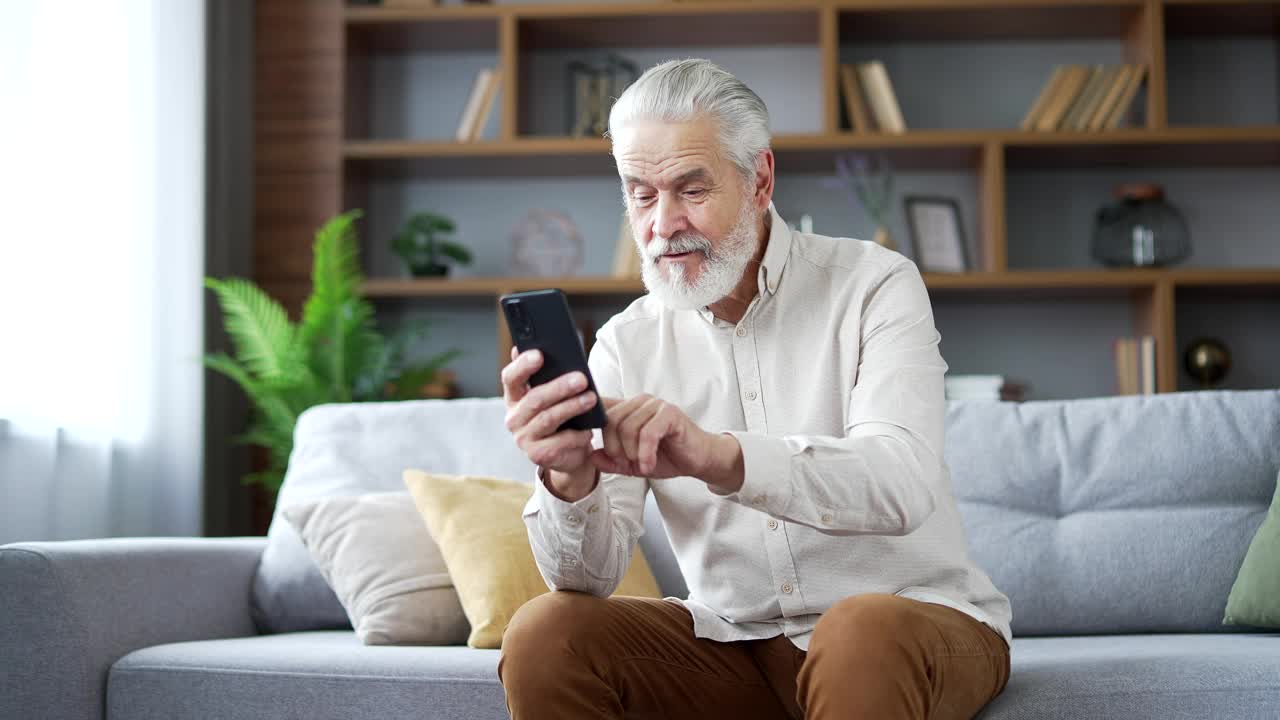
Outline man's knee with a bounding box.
[500,590,609,677]
[811,594,922,657]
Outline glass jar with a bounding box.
[1092,183,1191,267]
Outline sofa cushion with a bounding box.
[254,398,686,635]
[403,470,662,648]
[1224,470,1280,629]
[979,634,1280,720]
[108,631,1280,720]
[108,632,509,720]
[948,390,1280,636]
[282,491,470,646]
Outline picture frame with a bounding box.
[903,195,970,273]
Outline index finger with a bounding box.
[500,349,542,404]
[601,396,622,409]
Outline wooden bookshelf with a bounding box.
[254,0,1280,400]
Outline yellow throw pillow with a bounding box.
[403,470,662,649]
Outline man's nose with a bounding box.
[651,194,688,240]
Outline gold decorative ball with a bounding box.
[1183,338,1231,388]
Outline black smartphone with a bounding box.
[500,288,608,431]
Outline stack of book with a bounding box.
[945,375,1028,402]
[455,68,502,143]
[1114,335,1157,396]
[839,61,906,134]
[1020,64,1147,132]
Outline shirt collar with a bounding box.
[694,202,792,325]
[759,201,792,297]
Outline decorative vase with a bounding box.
[1183,337,1231,388]
[1091,183,1191,267]
[872,225,897,252]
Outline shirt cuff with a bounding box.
[525,466,610,561]
[709,431,793,516]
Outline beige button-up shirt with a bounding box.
[522,204,1012,649]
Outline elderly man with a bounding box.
[497,59,1011,720]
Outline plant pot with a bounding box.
[409,262,450,278]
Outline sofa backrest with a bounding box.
[947,389,1279,636]
[265,390,1278,637]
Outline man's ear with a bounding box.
[753,149,775,212]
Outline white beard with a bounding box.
[637,198,761,311]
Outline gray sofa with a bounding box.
[3,389,1278,719]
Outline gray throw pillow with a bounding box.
[283,492,470,645]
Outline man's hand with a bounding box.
[592,395,744,492]
[501,347,597,475]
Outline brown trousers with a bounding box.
[498,591,1009,720]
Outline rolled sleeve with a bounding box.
[523,467,611,590]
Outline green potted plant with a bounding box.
[204,209,461,493]
[392,212,473,277]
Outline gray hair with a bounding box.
[607,58,771,182]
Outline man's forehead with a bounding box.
[613,119,723,185]
[620,165,714,188]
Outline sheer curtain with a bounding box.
[0,1,206,544]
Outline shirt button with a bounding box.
[744,390,757,401]
[767,519,779,530]
[781,583,794,594]
[751,496,765,506]
[588,505,599,514]
[821,513,833,523]
[565,558,579,567]
[735,326,747,337]
[566,515,580,524]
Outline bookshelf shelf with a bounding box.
[343,127,1280,172]
[361,269,1280,299]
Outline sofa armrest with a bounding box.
[0,536,267,720]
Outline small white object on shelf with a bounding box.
[946,374,1006,401]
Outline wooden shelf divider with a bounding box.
[978,141,1007,272]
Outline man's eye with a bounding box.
[683,189,706,198]
[632,195,655,205]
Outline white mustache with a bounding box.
[645,234,713,260]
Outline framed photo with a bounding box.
[904,196,970,273]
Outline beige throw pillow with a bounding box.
[404,470,663,649]
[282,492,470,646]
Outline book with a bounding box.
[857,61,906,134]
[1020,65,1068,131]
[455,68,493,143]
[1060,65,1105,131]
[1034,65,1089,131]
[839,64,873,133]
[467,68,502,142]
[1140,335,1156,395]
[1086,64,1134,131]
[1113,335,1156,396]
[1114,337,1137,395]
[1068,65,1120,131]
[1102,64,1147,130]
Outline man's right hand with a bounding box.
[501,347,599,499]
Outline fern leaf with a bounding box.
[300,210,380,401]
[205,278,308,384]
